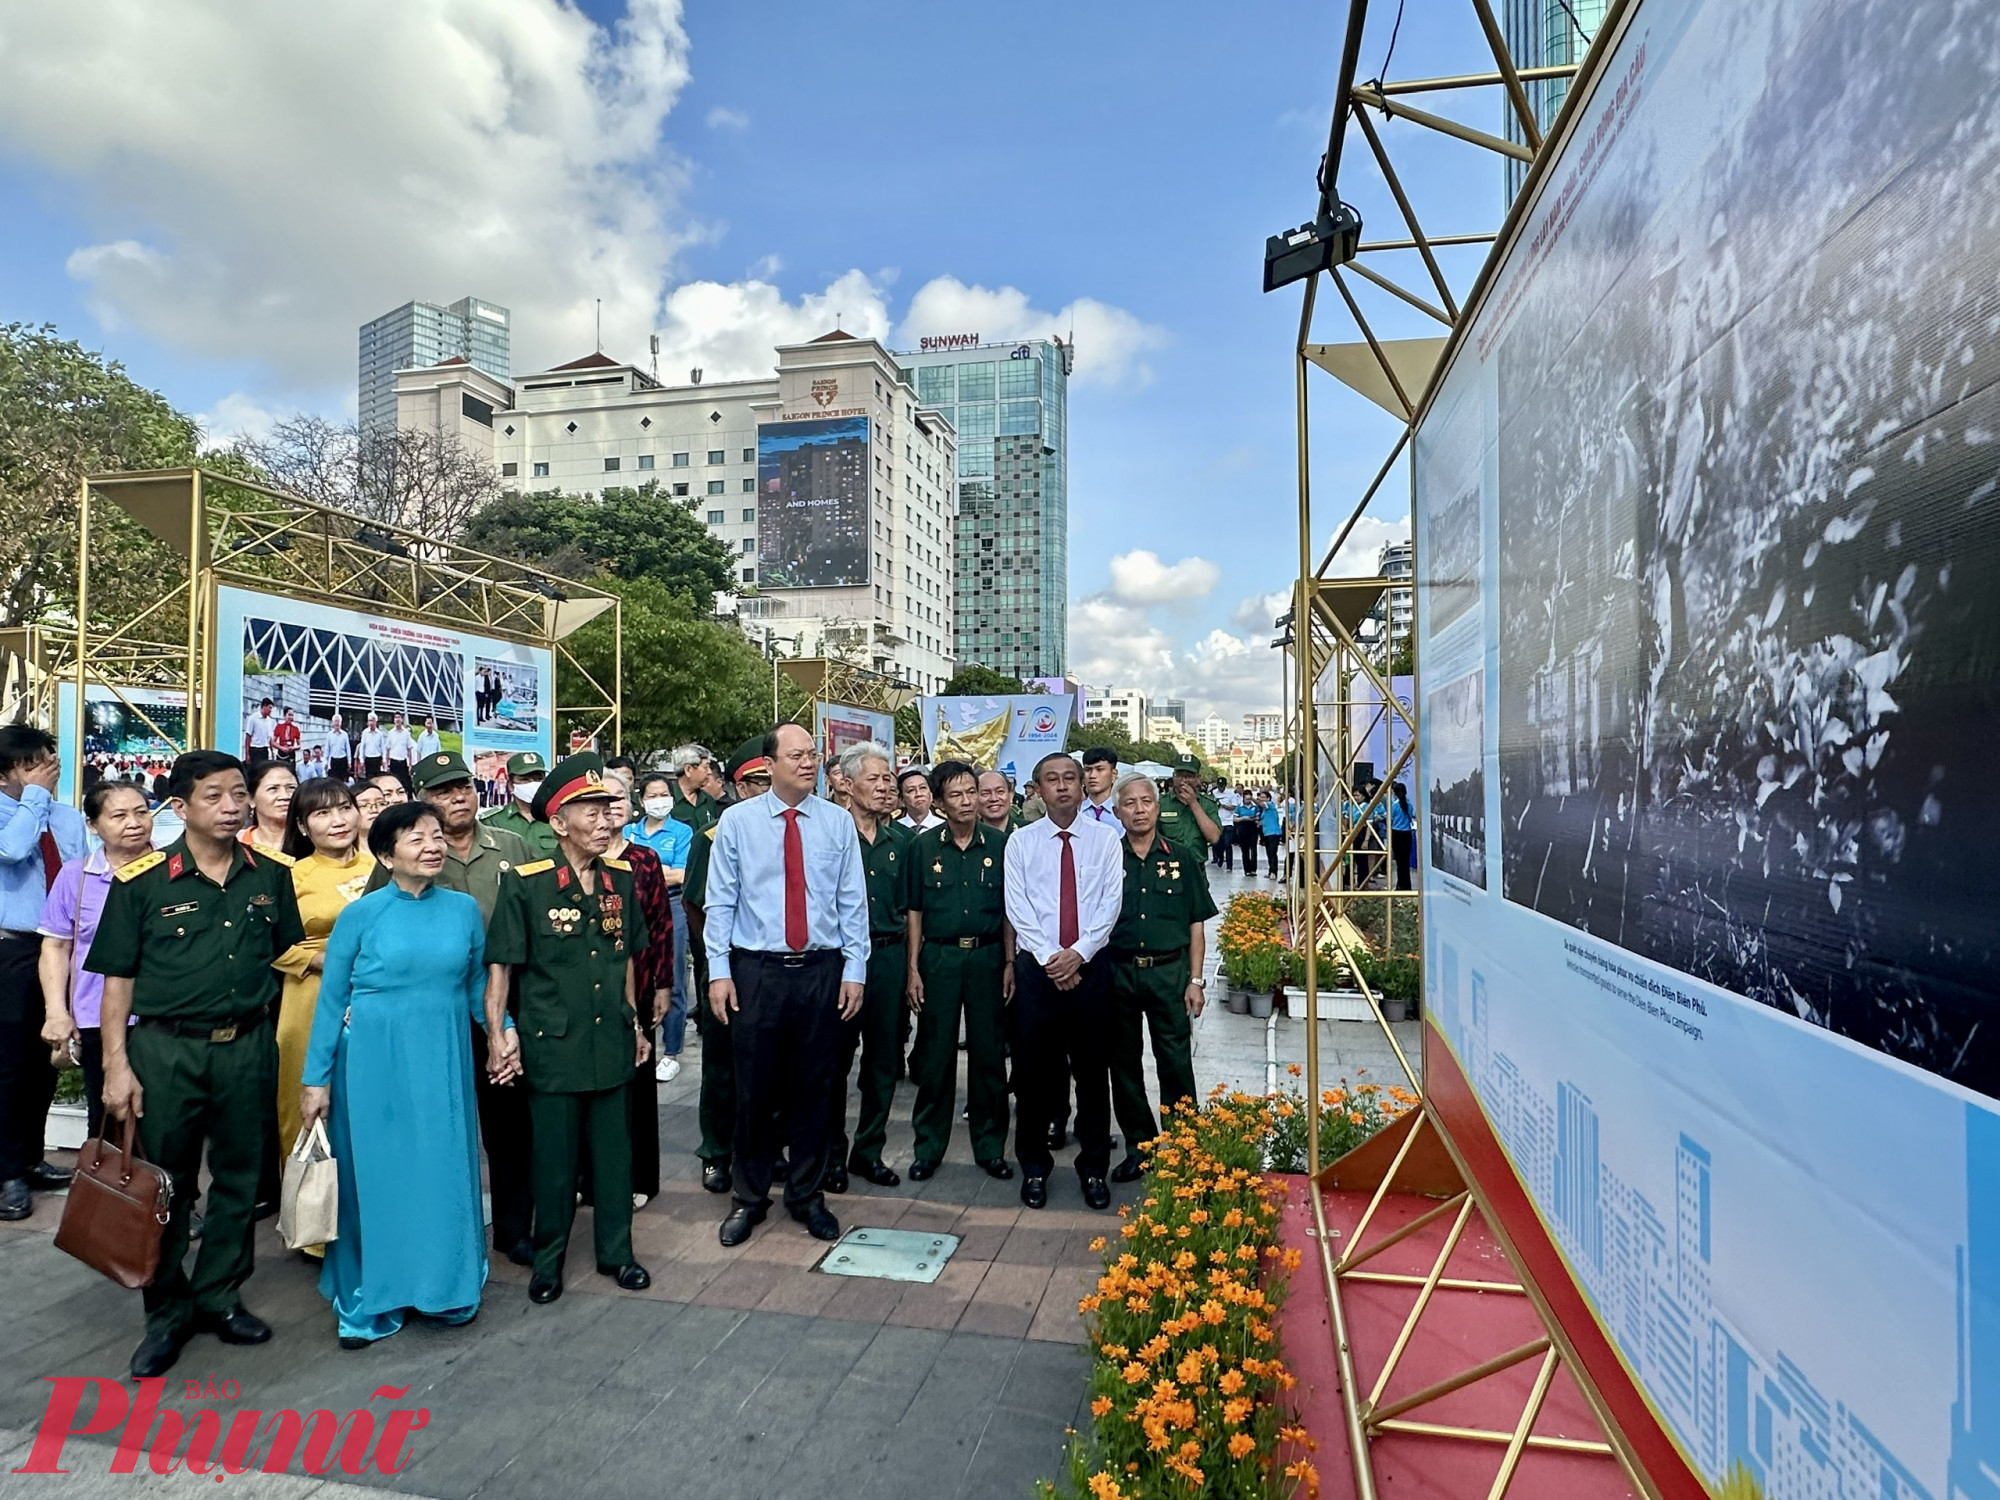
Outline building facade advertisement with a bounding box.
[213,586,554,791]
[755,416,870,588]
[917,694,1071,789]
[54,685,189,800]
[814,701,895,795]
[1414,0,2000,1494]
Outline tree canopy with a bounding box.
[461,482,736,608]
[1065,717,1203,773]
[234,412,499,538]
[939,665,1029,698]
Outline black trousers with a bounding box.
[728,948,841,1214]
[1392,829,1414,889]
[1012,953,1113,1180]
[1261,833,1282,875]
[472,1022,534,1250]
[0,937,55,1182]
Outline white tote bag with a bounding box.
[278,1119,340,1250]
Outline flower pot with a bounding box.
[1248,990,1275,1019]
[1225,987,1252,1015]
[1381,997,1410,1023]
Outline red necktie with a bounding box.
[1057,830,1079,950]
[38,830,60,891]
[782,808,808,950]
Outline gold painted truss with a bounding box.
[44,467,620,799]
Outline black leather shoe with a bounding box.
[26,1160,73,1190]
[130,1328,186,1378]
[598,1262,651,1291]
[823,1163,849,1195]
[794,1204,841,1242]
[978,1158,1015,1180]
[505,1237,535,1267]
[907,1159,939,1181]
[1110,1155,1146,1184]
[528,1275,563,1304]
[1081,1177,1112,1211]
[849,1158,902,1187]
[1044,1124,1066,1151]
[701,1161,733,1194]
[720,1203,766,1247]
[197,1307,272,1345]
[0,1179,28,1221]
[1021,1175,1048,1210]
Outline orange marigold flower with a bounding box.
[1176,1352,1203,1383]
[1223,1396,1254,1425]
[1284,1248,1304,1271]
[1090,1396,1113,1418]
[1228,1433,1257,1460]
[1219,1368,1246,1394]
[1089,1236,1107,1252]
[1122,1362,1148,1384]
[1287,1062,1303,1076]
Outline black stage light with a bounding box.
[1263,203,1363,293]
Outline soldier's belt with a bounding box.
[871,930,907,946]
[135,1009,269,1043]
[1110,948,1188,968]
[924,934,998,949]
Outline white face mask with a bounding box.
[513,778,543,803]
[641,796,674,819]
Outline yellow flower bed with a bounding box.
[1040,1091,1321,1500]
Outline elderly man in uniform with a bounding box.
[681,739,768,1194]
[1104,771,1217,1182]
[1153,754,1223,856]
[370,750,536,1263]
[668,743,723,831]
[89,750,307,1377]
[831,741,909,1190]
[907,759,1014,1181]
[704,723,869,1248]
[483,752,651,1304]
[482,751,558,860]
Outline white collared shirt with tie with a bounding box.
[1003,812,1122,967]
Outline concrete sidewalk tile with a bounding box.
[470,1379,663,1499]
[817,1272,907,1327]
[692,1259,786,1311]
[885,1259,988,1332]
[995,1337,1097,1423]
[755,1267,843,1318]
[955,1203,1022,1228]
[603,1304,747,1394]
[813,1324,945,1424]
[953,1262,1049,1340]
[1026,1270,1093,1344]
[1057,1227,1110,1268]
[994,1221,1068,1265]
[949,1222,1012,1261]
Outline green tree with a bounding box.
[0,323,202,629]
[561,577,775,760]
[1065,718,1202,773]
[461,481,735,607]
[941,665,1028,697]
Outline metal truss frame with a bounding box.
[1283,2,1654,1498]
[52,467,620,799]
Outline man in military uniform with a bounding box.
[669,743,723,832]
[89,750,307,1378]
[977,769,1021,838]
[1104,771,1215,1182]
[373,751,536,1262]
[1153,754,1223,855]
[481,750,558,860]
[681,739,768,1194]
[483,752,651,1303]
[906,759,1014,1180]
[833,741,909,1190]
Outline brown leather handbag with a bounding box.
[54,1114,174,1289]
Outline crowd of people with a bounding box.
[0,720,1264,1380]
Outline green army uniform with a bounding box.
[908,822,1011,1166]
[670,785,720,834]
[1106,832,1217,1156]
[682,816,735,1169]
[85,839,306,1341]
[1154,786,1222,852]
[838,818,912,1174]
[480,750,559,861]
[483,756,651,1289]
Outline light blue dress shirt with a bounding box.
[0,786,86,933]
[703,791,870,984]
[625,817,692,872]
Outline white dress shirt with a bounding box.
[359,726,386,757]
[704,791,871,984]
[243,712,275,749]
[1003,812,1122,966]
[326,727,351,758]
[385,726,416,762]
[415,729,442,757]
[896,812,944,832]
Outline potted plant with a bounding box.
[1239,943,1283,1019]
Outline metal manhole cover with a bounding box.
[815,1227,961,1283]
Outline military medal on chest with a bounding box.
[547,905,582,934]
[599,889,624,939]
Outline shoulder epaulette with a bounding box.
[601,856,630,872]
[115,849,164,882]
[704,826,718,842]
[513,859,555,877]
[260,846,297,867]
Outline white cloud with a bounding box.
[1325,513,1410,577]
[0,0,692,386]
[651,269,892,382]
[1106,550,1219,608]
[1231,588,1292,633]
[196,392,287,448]
[898,277,1167,387]
[705,105,749,130]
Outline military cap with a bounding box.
[412,750,474,792]
[505,750,548,780]
[530,750,616,822]
[1173,754,1202,775]
[724,735,771,784]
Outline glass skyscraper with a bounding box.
[895,338,1070,679]
[1501,0,1611,201]
[359,296,510,434]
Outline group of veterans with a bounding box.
[0,716,1219,1380]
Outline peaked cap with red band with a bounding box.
[530,750,618,823]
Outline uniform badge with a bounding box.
[167,853,185,879]
[159,901,199,918]
[933,861,943,873]
[556,866,572,890]
[982,857,992,867]
[249,893,275,906]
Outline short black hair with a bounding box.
[260,698,273,708]
[84,779,149,823]
[930,759,977,801]
[366,799,442,863]
[245,758,296,798]
[897,765,930,787]
[762,722,810,761]
[1031,751,1079,784]
[638,771,675,799]
[0,725,56,778]
[1079,746,1118,769]
[603,754,638,775]
[167,749,245,801]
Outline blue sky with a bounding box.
[0,0,1512,725]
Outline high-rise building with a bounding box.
[1085,685,1149,741]
[1243,712,1284,743]
[1155,698,1186,727]
[894,336,1072,679]
[1194,713,1236,756]
[1501,0,1612,200]
[360,296,510,434]
[1377,538,1414,642]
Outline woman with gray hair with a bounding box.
[829,741,910,1188]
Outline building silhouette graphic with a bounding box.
[1436,942,1967,1499]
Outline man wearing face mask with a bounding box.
[480,751,558,861]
